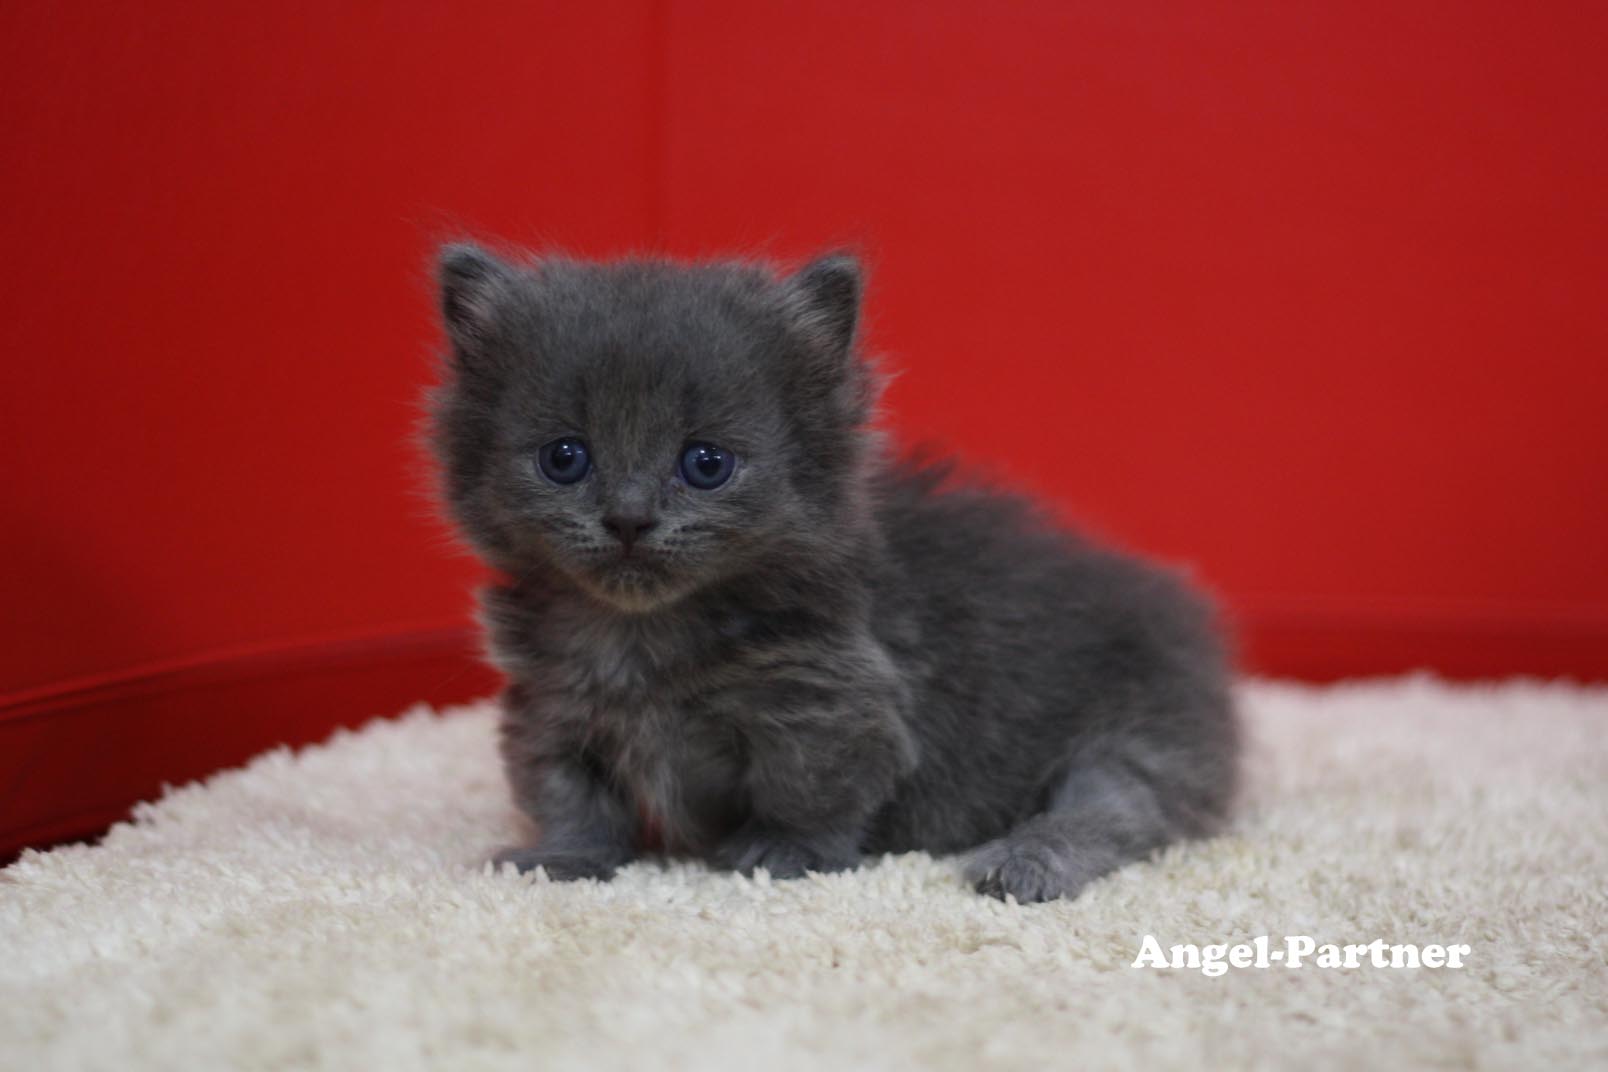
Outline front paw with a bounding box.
[492,846,621,882]
[713,825,860,879]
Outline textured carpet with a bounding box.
[3,677,1605,1071]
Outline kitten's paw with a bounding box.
[963,840,1086,904]
[491,846,620,882]
[714,826,859,880]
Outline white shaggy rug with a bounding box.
[3,677,1606,1071]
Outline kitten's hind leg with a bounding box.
[963,757,1218,904]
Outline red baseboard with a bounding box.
[1235,599,1608,683]
[0,624,501,860]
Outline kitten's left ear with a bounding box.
[782,254,862,357]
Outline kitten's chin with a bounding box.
[573,564,699,615]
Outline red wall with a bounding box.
[3,3,1606,852]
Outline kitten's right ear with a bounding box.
[438,243,516,358]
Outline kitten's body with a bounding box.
[433,245,1238,902]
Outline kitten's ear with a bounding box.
[782,254,862,357]
[782,254,879,425]
[438,243,517,359]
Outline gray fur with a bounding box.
[427,242,1239,903]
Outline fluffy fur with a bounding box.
[428,243,1239,902]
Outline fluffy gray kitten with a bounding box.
[429,243,1239,903]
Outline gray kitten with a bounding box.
[429,242,1238,903]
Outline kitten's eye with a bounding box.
[679,442,736,490]
[537,437,591,485]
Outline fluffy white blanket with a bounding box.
[3,677,1605,1070]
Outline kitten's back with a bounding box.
[863,458,1238,854]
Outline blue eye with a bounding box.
[537,437,590,484]
[679,442,736,490]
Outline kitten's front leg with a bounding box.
[713,656,916,879]
[496,694,637,880]
[492,749,638,880]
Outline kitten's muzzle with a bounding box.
[602,513,658,554]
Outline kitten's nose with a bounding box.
[602,514,657,552]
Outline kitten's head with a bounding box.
[428,243,880,612]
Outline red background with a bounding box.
[3,2,1606,854]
